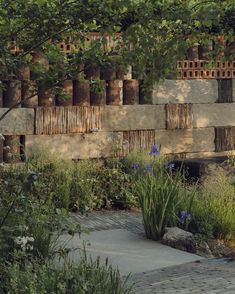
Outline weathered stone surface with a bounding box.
[208,239,235,258]
[233,79,235,102]
[155,128,215,154]
[25,132,123,159]
[193,103,235,128]
[101,105,165,131]
[0,108,34,135]
[162,227,196,253]
[171,150,235,160]
[152,80,218,104]
[162,227,213,258]
[195,240,213,258]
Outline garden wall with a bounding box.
[0,76,235,162]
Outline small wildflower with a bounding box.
[144,164,153,173]
[0,134,5,141]
[132,162,140,170]
[149,145,160,156]
[165,163,175,171]
[179,211,191,225]
[15,236,34,252]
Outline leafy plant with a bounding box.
[1,251,132,294]
[94,160,138,209]
[0,162,79,261]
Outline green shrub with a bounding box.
[94,159,138,209]
[28,151,138,211]
[0,164,78,261]
[189,175,235,240]
[1,253,132,294]
[27,155,74,210]
[69,160,102,212]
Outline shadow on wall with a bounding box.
[152,79,218,104]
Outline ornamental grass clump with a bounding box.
[134,145,187,240]
[189,175,235,240]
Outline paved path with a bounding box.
[70,209,144,235]
[130,259,235,293]
[69,210,235,293]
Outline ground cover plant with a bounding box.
[1,252,131,294]
[0,156,133,293]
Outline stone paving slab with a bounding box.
[59,228,203,275]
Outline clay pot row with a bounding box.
[187,40,235,61]
[0,79,141,108]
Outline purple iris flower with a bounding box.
[179,211,191,224]
[144,164,153,173]
[165,163,175,171]
[149,145,160,156]
[132,162,140,170]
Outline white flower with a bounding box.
[15,236,34,251]
[0,134,5,141]
[3,145,10,150]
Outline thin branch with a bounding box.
[20,13,97,58]
[0,194,18,229]
[0,67,85,122]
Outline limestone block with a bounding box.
[0,108,34,135]
[193,103,235,128]
[155,128,215,154]
[101,105,165,131]
[168,150,235,160]
[25,132,123,159]
[152,79,218,104]
[233,79,235,102]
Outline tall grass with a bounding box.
[189,175,235,240]
[131,149,192,240]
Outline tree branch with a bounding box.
[0,67,85,122]
[0,193,18,229]
[20,13,97,58]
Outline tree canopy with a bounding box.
[0,0,234,111]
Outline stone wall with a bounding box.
[0,77,235,161]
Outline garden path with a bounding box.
[64,210,235,293]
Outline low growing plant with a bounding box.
[1,251,132,294]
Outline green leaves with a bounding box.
[0,0,232,107]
